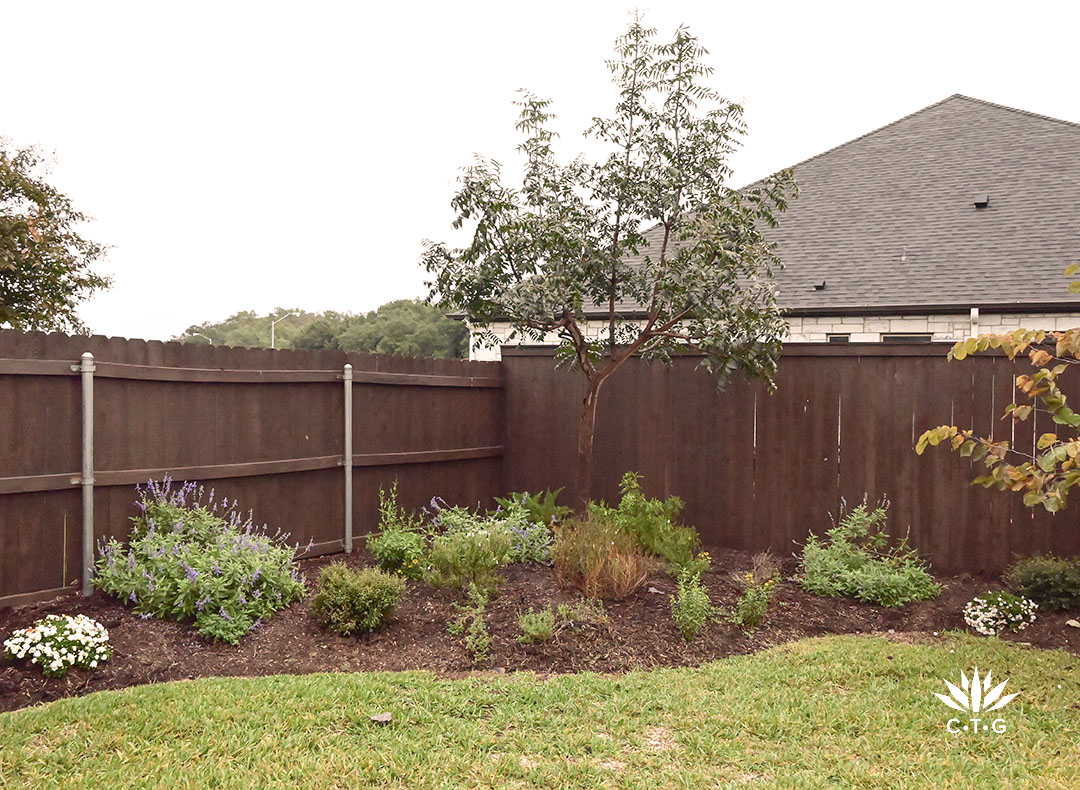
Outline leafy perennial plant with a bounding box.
[3,614,112,677]
[94,479,306,644]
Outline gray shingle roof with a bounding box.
[618,95,1080,316]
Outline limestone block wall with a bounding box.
[469,313,1080,361]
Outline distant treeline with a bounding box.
[176,299,469,358]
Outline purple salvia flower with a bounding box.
[219,607,232,621]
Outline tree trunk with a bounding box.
[574,379,603,507]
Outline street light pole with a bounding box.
[270,312,299,349]
[186,332,212,345]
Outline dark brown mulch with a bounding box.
[2,547,1077,713]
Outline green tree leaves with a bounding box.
[422,20,796,493]
[0,140,111,331]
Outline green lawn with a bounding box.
[1,634,1077,789]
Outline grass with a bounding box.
[1,634,1078,788]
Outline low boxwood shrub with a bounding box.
[590,472,699,567]
[94,479,306,644]
[311,563,405,635]
[798,499,940,607]
[1004,554,1080,611]
[963,591,1038,636]
[3,614,112,677]
[554,517,654,600]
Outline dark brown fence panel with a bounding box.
[0,330,504,604]
[502,344,1080,574]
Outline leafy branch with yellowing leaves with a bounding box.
[917,321,1080,512]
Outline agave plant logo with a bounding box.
[935,668,1018,734]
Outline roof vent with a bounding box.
[973,194,990,209]
[813,281,826,291]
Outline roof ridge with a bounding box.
[737,94,1080,189]
[948,93,1080,131]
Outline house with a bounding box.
[468,94,1080,360]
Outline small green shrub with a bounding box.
[798,499,940,607]
[731,572,778,632]
[554,517,654,600]
[93,479,306,644]
[555,597,608,627]
[311,563,405,636]
[676,550,713,581]
[440,501,554,565]
[427,523,513,595]
[590,472,699,566]
[518,597,608,643]
[963,591,1038,636]
[1004,554,1080,611]
[517,608,557,643]
[670,571,716,641]
[448,584,491,664]
[367,483,428,579]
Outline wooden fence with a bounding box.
[4,333,1078,604]
[0,331,503,605]
[503,344,1080,575]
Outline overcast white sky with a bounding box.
[5,0,1079,340]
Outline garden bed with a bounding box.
[2,546,1077,713]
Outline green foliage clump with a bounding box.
[731,573,778,632]
[310,563,405,636]
[494,489,572,527]
[591,472,699,566]
[798,500,940,608]
[366,483,427,579]
[1004,555,1080,611]
[554,517,654,600]
[448,584,491,664]
[93,480,305,644]
[427,516,513,596]
[670,569,716,641]
[517,608,557,644]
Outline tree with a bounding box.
[422,22,796,497]
[917,321,1080,512]
[175,301,468,358]
[0,140,110,331]
[337,299,468,358]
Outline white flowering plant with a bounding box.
[3,614,112,677]
[963,591,1038,636]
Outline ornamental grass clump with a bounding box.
[963,591,1038,636]
[3,614,112,677]
[93,478,306,645]
[798,499,940,607]
[311,563,405,636]
[554,516,655,600]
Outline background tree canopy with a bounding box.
[0,139,111,332]
[176,299,469,359]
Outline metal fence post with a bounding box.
[78,352,95,596]
[343,363,353,553]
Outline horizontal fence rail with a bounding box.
[0,330,505,605]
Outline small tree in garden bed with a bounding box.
[422,20,795,498]
[94,479,306,644]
